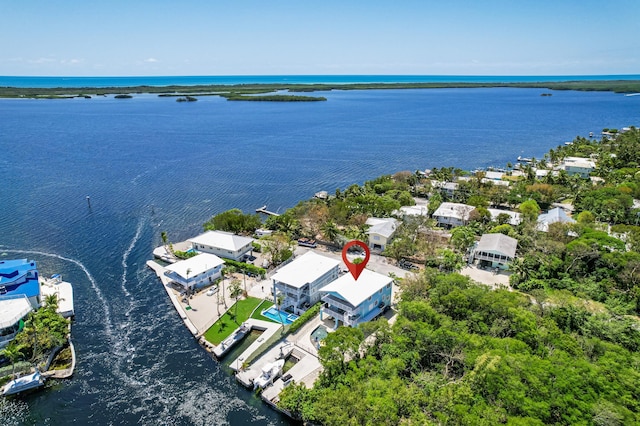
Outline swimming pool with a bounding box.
[310,325,328,343]
[261,306,299,325]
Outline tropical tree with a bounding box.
[321,220,341,245]
[44,293,59,312]
[1,344,23,377]
[262,233,294,266]
[229,280,243,323]
[276,293,286,331]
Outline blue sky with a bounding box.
[1,0,638,76]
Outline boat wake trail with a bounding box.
[121,216,146,298]
[0,248,115,340]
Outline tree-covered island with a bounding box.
[1,80,639,100]
[204,127,640,424]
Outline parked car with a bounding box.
[399,259,419,270]
[206,286,218,296]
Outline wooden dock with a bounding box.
[256,205,280,216]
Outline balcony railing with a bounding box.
[322,295,354,313]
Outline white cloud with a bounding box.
[144,58,159,63]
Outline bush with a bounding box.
[289,302,322,334]
[224,259,266,278]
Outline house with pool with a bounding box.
[320,269,393,328]
[188,230,254,262]
[164,253,225,291]
[271,251,340,315]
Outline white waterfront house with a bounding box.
[470,233,518,270]
[164,253,225,291]
[537,207,576,232]
[561,157,596,178]
[432,202,475,228]
[189,230,254,261]
[365,217,399,251]
[320,269,393,328]
[0,295,33,349]
[272,251,340,315]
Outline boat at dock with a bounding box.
[2,370,45,396]
[253,359,285,390]
[517,155,532,163]
[213,323,251,359]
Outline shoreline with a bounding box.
[1,80,640,99]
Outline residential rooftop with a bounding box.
[188,230,254,252]
[321,269,393,308]
[165,253,225,280]
[271,251,340,289]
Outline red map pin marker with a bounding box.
[342,240,370,281]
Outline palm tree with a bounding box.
[229,280,243,324]
[44,293,59,312]
[276,294,286,332]
[321,220,340,244]
[221,265,236,308]
[1,345,23,377]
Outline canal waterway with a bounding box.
[0,85,638,425]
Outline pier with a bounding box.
[256,205,280,216]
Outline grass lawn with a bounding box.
[203,297,263,345]
[251,299,278,322]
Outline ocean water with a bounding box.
[0,85,638,425]
[1,74,640,88]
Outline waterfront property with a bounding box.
[164,252,225,291]
[561,156,596,178]
[537,207,577,232]
[0,294,32,349]
[365,217,399,251]
[432,202,475,228]
[0,259,41,308]
[320,269,393,328]
[470,233,518,270]
[271,251,340,315]
[188,230,254,261]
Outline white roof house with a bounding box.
[272,251,340,313]
[365,217,399,251]
[537,207,576,232]
[472,233,518,269]
[396,205,429,217]
[487,208,522,226]
[189,230,254,261]
[272,251,340,290]
[432,202,475,228]
[562,157,596,178]
[165,253,225,290]
[321,269,392,307]
[321,269,393,327]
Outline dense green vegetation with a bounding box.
[2,80,639,99]
[0,296,69,378]
[220,93,326,102]
[203,208,261,234]
[279,270,640,425]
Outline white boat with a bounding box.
[2,370,45,396]
[253,359,285,389]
